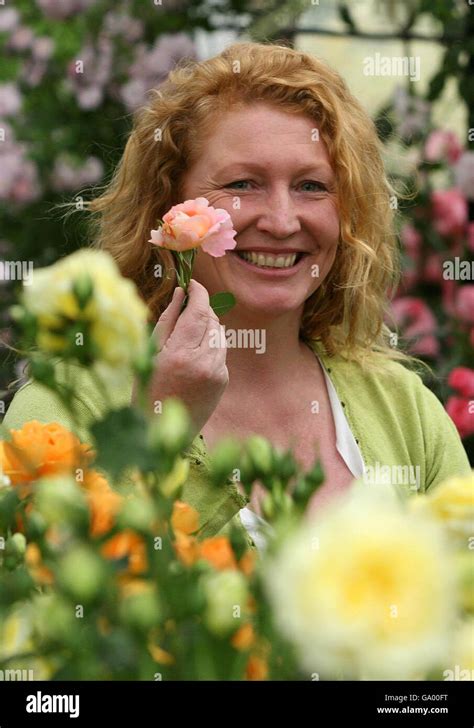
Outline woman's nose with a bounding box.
[254,191,301,239]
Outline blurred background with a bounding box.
[0,0,473,460]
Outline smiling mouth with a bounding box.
[234,250,305,269]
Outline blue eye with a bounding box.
[300,181,327,192]
[225,180,251,190]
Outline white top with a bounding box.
[239,357,365,552]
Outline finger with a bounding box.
[152,286,185,351]
[176,279,218,348]
[202,316,227,357]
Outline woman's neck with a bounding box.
[219,304,313,394]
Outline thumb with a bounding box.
[152,286,185,351]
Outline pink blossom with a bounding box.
[446,397,474,439]
[0,144,41,204]
[7,26,34,52]
[400,223,421,259]
[150,197,238,257]
[422,253,444,284]
[448,367,474,398]
[468,223,474,253]
[103,10,144,43]
[390,297,439,357]
[424,129,463,165]
[36,0,98,20]
[454,152,474,201]
[455,285,474,325]
[0,83,22,117]
[0,8,20,32]
[51,154,104,191]
[121,33,196,111]
[441,279,457,317]
[32,36,55,61]
[431,188,468,237]
[67,37,113,110]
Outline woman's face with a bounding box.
[180,103,340,318]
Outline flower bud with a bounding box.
[244,435,273,477]
[148,398,191,454]
[202,570,248,636]
[209,438,242,486]
[72,272,94,310]
[119,587,161,631]
[57,546,108,603]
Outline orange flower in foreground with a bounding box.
[83,469,123,537]
[101,530,147,575]
[245,654,268,681]
[239,549,257,577]
[174,532,201,567]
[171,500,200,536]
[1,421,93,488]
[199,536,237,570]
[231,623,256,651]
[25,543,54,585]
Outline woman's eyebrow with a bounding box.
[215,161,334,177]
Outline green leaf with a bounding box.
[90,407,153,480]
[209,292,236,317]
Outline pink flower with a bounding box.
[422,253,444,284]
[149,197,237,257]
[7,26,34,52]
[468,223,474,253]
[455,152,474,201]
[424,130,463,165]
[431,188,468,237]
[0,8,20,33]
[455,285,474,325]
[390,297,439,357]
[446,397,474,439]
[448,368,474,398]
[400,223,422,259]
[0,83,22,117]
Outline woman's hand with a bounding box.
[134,279,229,441]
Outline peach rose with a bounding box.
[149,196,237,257]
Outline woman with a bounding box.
[3,41,470,548]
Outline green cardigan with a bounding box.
[1,340,470,539]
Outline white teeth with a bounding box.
[238,251,298,268]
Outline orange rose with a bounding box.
[171,500,200,536]
[245,655,268,681]
[199,536,237,571]
[101,530,147,575]
[173,532,201,567]
[82,469,123,538]
[1,421,93,489]
[25,543,54,585]
[231,623,256,651]
[239,549,257,577]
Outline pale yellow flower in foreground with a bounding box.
[263,489,457,680]
[22,249,149,377]
[0,605,54,680]
[410,472,474,544]
[441,617,474,680]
